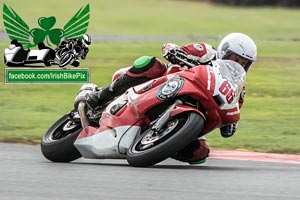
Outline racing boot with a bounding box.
[85,73,150,110]
[171,137,210,165]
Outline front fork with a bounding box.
[78,101,89,128]
[151,100,183,132]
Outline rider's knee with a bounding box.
[171,138,210,163]
[198,139,210,159]
[127,56,167,79]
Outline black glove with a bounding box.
[220,123,238,138]
[81,48,89,59]
[74,83,99,109]
[162,43,182,64]
[85,91,102,110]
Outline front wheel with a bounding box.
[41,113,82,162]
[126,112,204,167]
[58,51,75,67]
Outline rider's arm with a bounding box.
[220,122,238,138]
[162,43,182,64]
[239,86,246,109]
[162,42,217,65]
[220,86,246,138]
[180,42,217,64]
[58,39,72,48]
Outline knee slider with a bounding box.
[133,56,154,69]
[129,56,166,79]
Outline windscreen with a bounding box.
[215,59,247,98]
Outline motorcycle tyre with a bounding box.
[126,112,204,167]
[59,52,75,67]
[41,114,82,162]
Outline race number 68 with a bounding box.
[219,81,236,104]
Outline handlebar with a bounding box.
[168,50,201,68]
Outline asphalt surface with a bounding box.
[1,143,299,200]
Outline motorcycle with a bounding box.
[41,51,246,167]
[4,41,54,67]
[50,39,89,68]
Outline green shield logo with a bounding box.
[2,3,90,48]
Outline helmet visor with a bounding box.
[228,53,253,72]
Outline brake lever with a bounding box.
[169,51,198,68]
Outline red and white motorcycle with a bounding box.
[41,53,246,167]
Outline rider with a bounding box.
[54,34,92,67]
[75,33,257,164]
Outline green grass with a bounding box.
[1,0,300,39]
[1,0,300,153]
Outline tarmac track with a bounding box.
[1,142,299,200]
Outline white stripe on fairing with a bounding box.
[206,66,211,91]
[74,126,140,159]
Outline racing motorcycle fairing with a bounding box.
[74,59,245,160]
[169,104,205,119]
[168,60,246,133]
[74,77,176,159]
[74,90,146,159]
[74,125,140,159]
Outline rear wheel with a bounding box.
[41,113,82,162]
[126,112,204,167]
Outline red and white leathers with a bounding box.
[162,42,216,65]
[111,42,217,80]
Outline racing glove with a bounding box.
[74,83,99,109]
[85,91,103,110]
[220,122,238,138]
[81,48,89,59]
[162,43,200,67]
[162,43,184,64]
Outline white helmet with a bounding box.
[217,33,257,72]
[82,34,91,46]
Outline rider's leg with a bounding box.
[85,56,167,109]
[171,136,210,164]
[126,55,167,79]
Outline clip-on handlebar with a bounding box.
[168,50,201,68]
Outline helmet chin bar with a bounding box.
[223,51,254,72]
[244,61,253,72]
